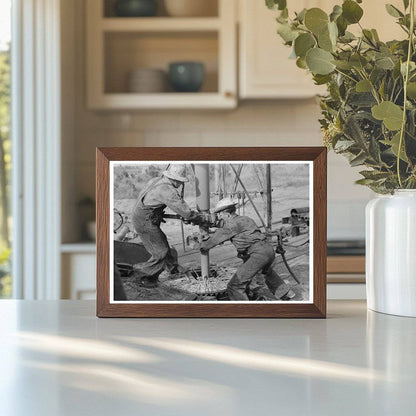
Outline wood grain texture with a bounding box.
[96,147,327,318]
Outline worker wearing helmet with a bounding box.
[132,164,203,288]
[200,197,294,301]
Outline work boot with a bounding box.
[274,283,291,299]
[280,289,296,300]
[138,276,159,288]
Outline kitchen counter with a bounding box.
[0,300,415,415]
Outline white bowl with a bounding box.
[164,0,217,17]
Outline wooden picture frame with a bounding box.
[97,147,327,318]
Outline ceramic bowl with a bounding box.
[168,62,205,92]
[114,0,158,17]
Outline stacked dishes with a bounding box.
[127,68,167,93]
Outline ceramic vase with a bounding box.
[366,190,416,317]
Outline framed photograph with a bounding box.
[96,147,327,318]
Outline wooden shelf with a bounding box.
[89,92,235,110]
[101,17,221,32]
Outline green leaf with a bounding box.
[375,56,395,70]
[369,136,381,162]
[350,53,368,69]
[359,170,391,180]
[349,92,377,107]
[401,61,416,76]
[334,139,356,152]
[350,152,368,167]
[318,31,333,52]
[333,59,353,70]
[295,8,307,22]
[330,5,343,22]
[363,29,375,44]
[328,21,338,45]
[277,23,299,42]
[356,79,372,92]
[381,132,409,162]
[339,31,356,42]
[294,33,315,57]
[296,57,307,69]
[385,4,404,18]
[371,29,380,42]
[266,0,287,11]
[336,15,348,36]
[372,101,404,130]
[304,8,329,35]
[313,74,332,85]
[355,178,377,185]
[342,0,363,24]
[306,48,335,75]
[407,82,416,99]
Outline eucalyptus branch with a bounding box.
[397,0,415,187]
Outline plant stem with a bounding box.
[397,0,415,188]
[334,68,357,83]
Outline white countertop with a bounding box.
[0,300,415,415]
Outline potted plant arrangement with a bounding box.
[266,0,416,316]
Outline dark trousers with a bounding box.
[132,214,177,279]
[227,241,289,301]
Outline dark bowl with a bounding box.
[168,62,205,93]
[114,0,158,17]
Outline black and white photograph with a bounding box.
[110,161,313,303]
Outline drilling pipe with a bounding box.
[194,164,210,279]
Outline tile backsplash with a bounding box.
[72,100,373,242]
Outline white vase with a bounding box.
[366,190,416,317]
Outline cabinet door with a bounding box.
[239,0,405,99]
[239,0,322,99]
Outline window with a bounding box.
[0,0,11,298]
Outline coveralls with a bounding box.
[132,176,195,281]
[200,214,290,301]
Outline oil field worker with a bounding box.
[132,164,203,288]
[200,198,294,301]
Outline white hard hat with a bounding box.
[163,164,189,182]
[213,197,239,213]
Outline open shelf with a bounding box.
[86,0,236,109]
[104,31,218,94]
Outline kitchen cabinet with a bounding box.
[86,0,237,109]
[238,0,404,99]
[61,244,96,300]
[239,0,326,99]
